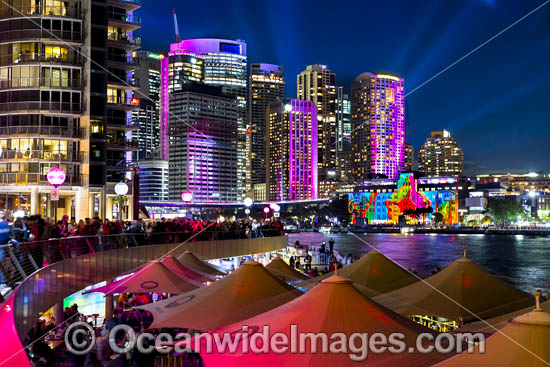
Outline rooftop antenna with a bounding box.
[173,8,180,43]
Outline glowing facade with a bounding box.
[348,173,459,225]
[161,39,247,198]
[297,65,337,179]
[351,73,405,180]
[418,130,463,177]
[167,84,238,203]
[248,63,285,190]
[267,99,318,201]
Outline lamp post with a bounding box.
[114,181,129,220]
[181,191,193,219]
[46,167,65,222]
[263,206,270,221]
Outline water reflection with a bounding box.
[289,232,550,293]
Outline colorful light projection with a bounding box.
[348,173,458,224]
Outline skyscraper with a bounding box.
[247,63,285,191]
[168,84,238,203]
[266,99,318,201]
[404,143,414,171]
[133,51,162,160]
[336,87,351,182]
[418,130,463,177]
[0,0,140,220]
[297,65,337,179]
[163,39,247,199]
[350,73,405,180]
[160,53,204,160]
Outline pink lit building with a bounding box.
[266,99,318,201]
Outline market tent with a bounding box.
[297,249,418,293]
[137,260,302,330]
[373,256,535,322]
[85,260,202,295]
[160,255,216,283]
[456,300,550,334]
[437,297,550,366]
[196,275,448,367]
[265,256,308,283]
[177,250,226,276]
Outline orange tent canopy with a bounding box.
[137,260,302,331]
[297,249,418,294]
[86,260,202,295]
[437,306,550,366]
[160,255,216,283]
[374,256,534,322]
[177,251,226,276]
[196,275,448,367]
[265,256,308,283]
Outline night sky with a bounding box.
[137,0,550,176]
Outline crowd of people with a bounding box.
[0,214,284,286]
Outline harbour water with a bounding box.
[288,232,550,293]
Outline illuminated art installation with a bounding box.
[348,173,458,224]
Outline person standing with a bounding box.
[329,238,335,253]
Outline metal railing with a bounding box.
[0,149,86,162]
[0,5,83,19]
[107,33,141,46]
[0,30,82,43]
[0,77,81,89]
[0,228,283,294]
[108,12,141,25]
[0,101,81,113]
[0,126,86,138]
[0,52,83,66]
[0,172,84,186]
[107,94,135,105]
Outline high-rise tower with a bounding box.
[418,130,463,177]
[350,73,405,180]
[247,63,285,191]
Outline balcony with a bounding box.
[107,95,138,110]
[0,172,84,186]
[106,116,139,130]
[0,149,86,162]
[107,33,141,50]
[0,101,80,114]
[0,52,83,66]
[107,54,139,70]
[108,12,141,31]
[0,125,86,138]
[0,77,81,90]
[108,0,141,11]
[0,5,83,20]
[106,138,137,150]
[0,29,82,44]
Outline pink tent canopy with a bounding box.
[86,260,202,295]
[191,275,449,367]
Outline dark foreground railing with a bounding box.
[0,228,283,300]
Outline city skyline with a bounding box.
[137,0,549,176]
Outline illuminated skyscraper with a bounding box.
[168,84,237,203]
[350,73,405,180]
[162,39,247,199]
[418,130,463,177]
[160,53,204,159]
[297,65,337,179]
[404,143,414,171]
[266,99,318,201]
[0,0,140,219]
[247,63,285,191]
[133,51,162,160]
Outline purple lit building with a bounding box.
[161,39,247,198]
[266,99,318,201]
[350,73,405,180]
[168,84,238,203]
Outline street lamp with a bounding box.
[243,197,253,207]
[114,181,129,220]
[263,206,270,220]
[181,191,193,218]
[47,167,65,221]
